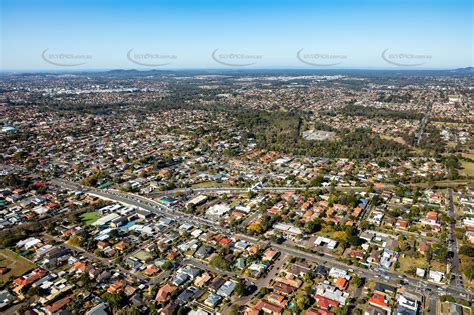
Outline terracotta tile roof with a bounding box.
[114,241,128,250]
[369,293,388,308]
[73,261,87,272]
[315,294,339,310]
[219,238,232,246]
[273,281,296,295]
[46,294,73,313]
[155,283,178,303]
[335,277,349,291]
[426,211,438,221]
[255,299,283,315]
[107,279,125,293]
[14,268,48,287]
[145,264,159,275]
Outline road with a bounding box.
[241,210,261,227]
[50,179,473,303]
[146,180,470,198]
[427,295,437,315]
[222,254,288,313]
[43,234,148,285]
[415,101,432,146]
[182,258,252,282]
[146,185,395,198]
[447,188,464,289]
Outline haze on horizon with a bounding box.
[1,0,473,71]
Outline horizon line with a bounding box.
[1,66,472,74]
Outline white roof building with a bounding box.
[329,267,349,280]
[273,223,302,235]
[206,204,231,217]
[314,236,338,249]
[416,268,426,278]
[187,195,208,207]
[92,213,120,226]
[429,270,444,283]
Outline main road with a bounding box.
[50,179,473,303]
[146,184,392,197]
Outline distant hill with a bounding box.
[105,69,170,75]
[453,67,473,72]
[5,67,473,77]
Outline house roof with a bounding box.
[14,268,48,287]
[255,299,283,315]
[426,211,438,221]
[156,283,178,303]
[369,293,388,308]
[263,248,279,260]
[374,282,396,294]
[365,305,388,315]
[46,294,73,313]
[161,302,178,315]
[273,281,297,295]
[335,277,349,291]
[315,294,339,310]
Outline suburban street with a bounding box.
[415,101,433,146]
[1,25,472,315]
[43,234,148,285]
[447,188,464,289]
[49,178,473,305]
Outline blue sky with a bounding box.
[1,0,472,70]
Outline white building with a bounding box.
[428,270,444,283]
[206,204,231,217]
[314,236,338,250]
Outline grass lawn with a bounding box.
[460,160,474,177]
[0,249,36,282]
[80,211,100,225]
[192,181,229,188]
[398,255,428,273]
[365,279,376,291]
[380,135,407,145]
[132,250,153,262]
[462,152,474,160]
[52,263,72,273]
[430,260,447,273]
[409,179,470,188]
[458,254,473,289]
[197,291,209,303]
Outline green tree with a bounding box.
[351,275,363,288]
[234,279,245,297]
[459,245,474,257]
[209,255,230,271]
[295,295,312,310]
[304,219,322,234]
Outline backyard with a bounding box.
[0,249,35,283]
[80,211,100,225]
